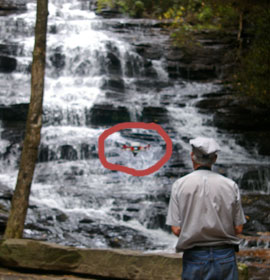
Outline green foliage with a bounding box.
[234,5,270,106]
[97,0,115,11]
[97,0,179,18]
[197,5,213,22]
[160,2,222,49]
[134,1,144,18]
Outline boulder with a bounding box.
[0,239,182,280]
[0,239,249,280]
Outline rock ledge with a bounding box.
[0,239,181,280]
[0,239,249,280]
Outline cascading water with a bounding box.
[0,0,269,251]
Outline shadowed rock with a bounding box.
[140,106,169,124]
[86,104,131,126]
[0,103,28,122]
[0,0,26,15]
[0,56,17,73]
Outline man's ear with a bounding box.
[213,154,217,164]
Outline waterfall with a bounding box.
[0,0,269,250]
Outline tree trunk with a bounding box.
[237,10,244,60]
[4,0,48,239]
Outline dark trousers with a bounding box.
[182,247,238,280]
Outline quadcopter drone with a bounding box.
[121,142,151,156]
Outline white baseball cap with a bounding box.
[189,137,220,155]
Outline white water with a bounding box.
[0,0,269,250]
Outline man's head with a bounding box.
[189,137,220,169]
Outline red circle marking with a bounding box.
[98,122,173,176]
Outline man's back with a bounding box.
[167,169,245,251]
[166,137,246,280]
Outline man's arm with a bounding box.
[171,226,181,237]
[234,224,243,235]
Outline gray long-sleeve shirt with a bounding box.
[166,169,246,252]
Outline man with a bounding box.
[166,137,246,280]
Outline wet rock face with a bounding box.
[0,103,28,122]
[196,90,270,156]
[241,194,270,235]
[240,168,270,193]
[77,222,154,250]
[140,106,169,124]
[0,0,26,14]
[38,143,97,163]
[0,183,12,235]
[95,8,123,19]
[21,200,158,250]
[0,44,19,56]
[104,18,237,82]
[0,56,17,73]
[101,77,125,92]
[170,30,237,81]
[49,48,66,70]
[105,41,122,75]
[0,104,28,162]
[135,43,164,60]
[86,104,131,126]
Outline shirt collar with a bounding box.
[195,166,212,171]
